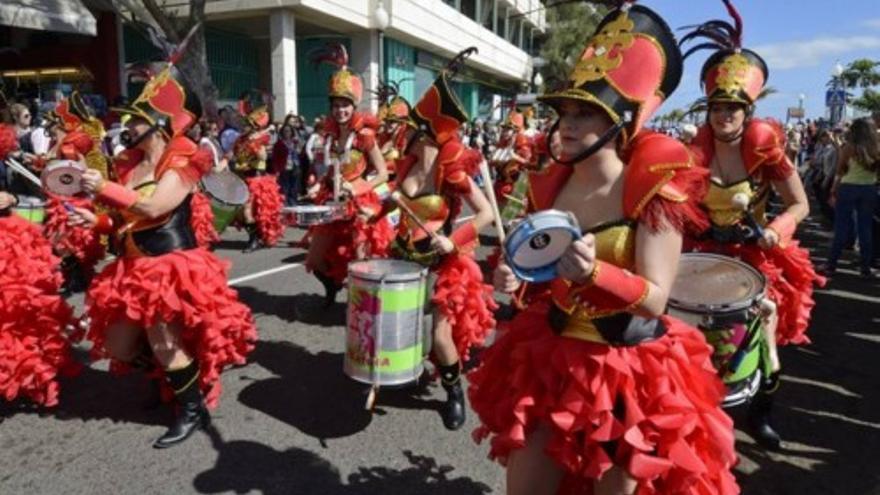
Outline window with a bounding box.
[481,0,495,30]
[461,0,477,21]
[496,5,508,37]
[442,0,457,9]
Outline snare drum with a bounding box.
[282,204,342,227]
[667,253,769,407]
[504,210,581,283]
[12,195,47,224]
[200,170,249,233]
[345,259,429,387]
[41,159,86,197]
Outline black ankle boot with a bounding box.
[243,223,261,253]
[747,371,782,451]
[154,360,210,449]
[438,362,466,431]
[315,271,341,307]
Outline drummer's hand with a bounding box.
[493,262,521,293]
[0,192,16,210]
[67,206,97,228]
[758,228,780,250]
[557,233,596,284]
[81,169,103,194]
[430,235,455,255]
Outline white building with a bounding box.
[123,0,545,121]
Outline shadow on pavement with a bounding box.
[0,364,168,427]
[194,426,491,494]
[238,341,373,442]
[734,212,880,495]
[233,286,348,327]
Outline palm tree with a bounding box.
[852,88,880,113]
[756,86,778,101]
[841,59,880,89]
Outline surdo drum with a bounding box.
[667,252,770,408]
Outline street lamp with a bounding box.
[373,1,390,108]
[831,60,846,125]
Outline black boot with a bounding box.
[154,360,210,449]
[243,223,261,253]
[747,371,782,451]
[438,362,466,431]
[315,270,341,307]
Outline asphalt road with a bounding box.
[2,212,879,495]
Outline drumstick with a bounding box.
[478,158,506,244]
[6,157,42,188]
[390,191,441,243]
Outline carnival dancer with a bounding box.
[490,108,532,210]
[233,98,284,252]
[305,44,394,306]
[468,4,739,494]
[376,80,412,178]
[383,48,497,430]
[38,93,108,293]
[0,123,76,409]
[67,66,257,448]
[680,0,824,450]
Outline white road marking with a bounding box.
[228,263,303,286]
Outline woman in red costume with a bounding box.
[0,124,76,409]
[233,101,284,252]
[67,68,257,448]
[306,44,394,306]
[680,0,824,450]
[385,49,497,430]
[468,5,739,494]
[376,81,413,178]
[39,93,107,293]
[491,109,532,211]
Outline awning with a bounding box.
[0,0,97,36]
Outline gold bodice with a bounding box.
[397,193,450,244]
[552,220,637,315]
[703,180,768,227]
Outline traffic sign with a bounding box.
[826,89,846,106]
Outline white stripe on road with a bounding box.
[228,215,475,286]
[228,263,302,286]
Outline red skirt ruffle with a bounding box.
[468,300,739,495]
[43,195,105,273]
[686,239,825,346]
[0,215,76,406]
[246,175,284,246]
[433,254,497,362]
[85,248,257,408]
[307,190,393,285]
[190,191,220,248]
[494,180,514,210]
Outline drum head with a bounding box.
[669,253,765,311]
[41,159,85,197]
[510,221,579,270]
[349,259,427,283]
[201,170,249,205]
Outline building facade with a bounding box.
[124,0,545,122]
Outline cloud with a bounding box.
[863,18,880,29]
[754,35,880,70]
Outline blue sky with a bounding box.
[640,0,880,121]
